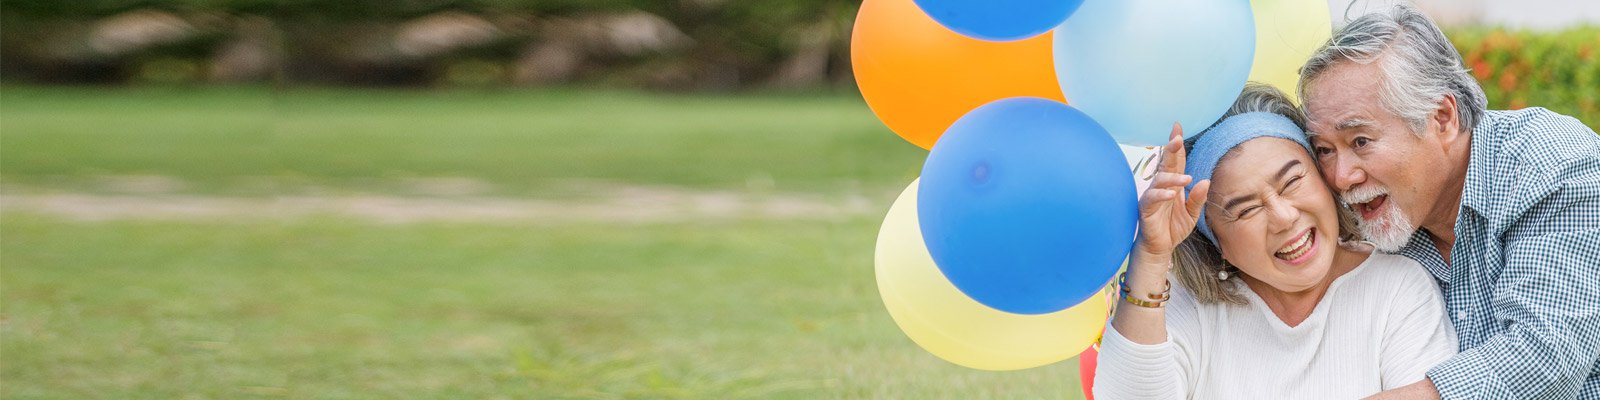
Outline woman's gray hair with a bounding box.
[1298,5,1487,134]
[1173,84,1359,305]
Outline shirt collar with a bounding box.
[1458,110,1502,217]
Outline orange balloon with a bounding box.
[851,0,1065,150]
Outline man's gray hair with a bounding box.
[1298,5,1487,134]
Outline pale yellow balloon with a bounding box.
[875,179,1108,371]
[1248,0,1333,103]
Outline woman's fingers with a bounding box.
[1157,123,1187,175]
[1167,123,1186,173]
[1148,172,1192,190]
[1186,179,1211,220]
[1140,188,1175,205]
[1143,172,1193,215]
[1139,188,1176,219]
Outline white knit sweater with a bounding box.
[1094,253,1458,399]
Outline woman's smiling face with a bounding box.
[1205,137,1343,294]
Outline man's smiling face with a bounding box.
[1302,60,1456,251]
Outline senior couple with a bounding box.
[1092,5,1600,400]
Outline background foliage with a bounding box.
[1449,27,1600,129]
[3,1,1594,130]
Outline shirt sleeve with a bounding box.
[1093,324,1189,400]
[1094,287,1200,400]
[1428,226,1600,399]
[1378,260,1459,389]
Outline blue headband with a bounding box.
[1185,112,1311,246]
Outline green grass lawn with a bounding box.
[1,215,1086,399]
[0,87,1089,398]
[0,86,926,196]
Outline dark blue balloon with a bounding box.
[918,97,1137,315]
[912,0,1084,42]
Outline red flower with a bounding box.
[1498,71,1519,92]
[1472,61,1494,81]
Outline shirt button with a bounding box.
[1456,310,1470,321]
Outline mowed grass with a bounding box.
[0,87,1089,398]
[2,216,1087,398]
[0,86,925,196]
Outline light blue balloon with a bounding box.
[1053,0,1255,146]
[919,97,1137,315]
[914,0,1085,42]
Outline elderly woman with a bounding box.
[1092,85,1458,399]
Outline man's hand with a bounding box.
[1363,378,1441,400]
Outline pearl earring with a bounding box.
[1216,262,1241,281]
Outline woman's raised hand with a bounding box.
[1134,123,1210,261]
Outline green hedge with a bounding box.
[1,0,1596,132]
[1447,26,1600,132]
[0,0,653,18]
[0,0,853,22]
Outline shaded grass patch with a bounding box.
[0,87,926,197]
[1,214,1086,398]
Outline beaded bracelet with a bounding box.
[1117,270,1171,308]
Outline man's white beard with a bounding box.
[1342,185,1418,252]
[1359,203,1416,251]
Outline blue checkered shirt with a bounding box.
[1394,108,1600,399]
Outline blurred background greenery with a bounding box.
[1,0,1595,121]
[1,0,1596,398]
[0,0,857,89]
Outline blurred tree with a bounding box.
[3,0,1589,130]
[0,0,862,88]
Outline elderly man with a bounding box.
[1297,5,1600,400]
